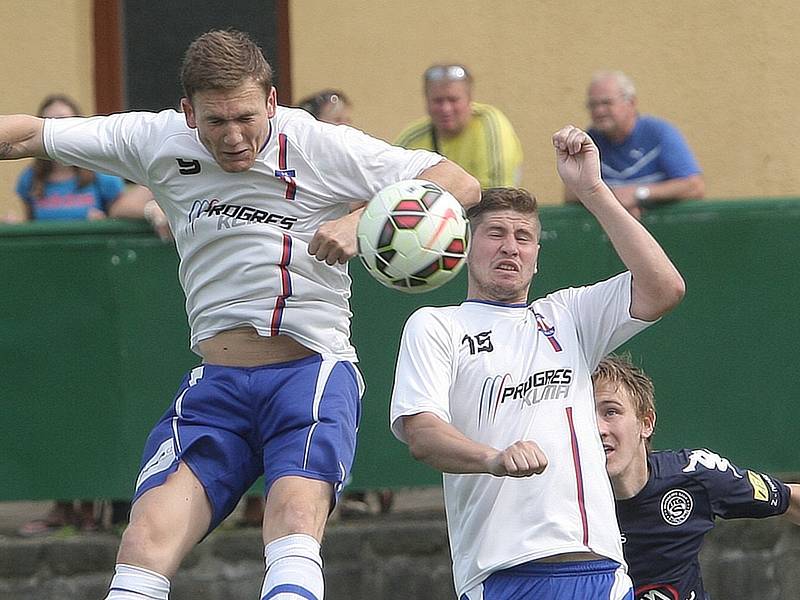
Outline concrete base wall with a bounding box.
[1,516,797,599]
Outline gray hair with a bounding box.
[590,70,637,100]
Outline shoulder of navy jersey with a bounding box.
[653,448,790,519]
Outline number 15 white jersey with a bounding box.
[390,272,653,596]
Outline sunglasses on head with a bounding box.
[424,65,471,82]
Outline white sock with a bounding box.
[105,563,170,599]
[261,533,324,600]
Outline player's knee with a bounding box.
[277,498,327,531]
[119,511,185,568]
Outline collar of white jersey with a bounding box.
[462,298,529,309]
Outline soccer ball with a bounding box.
[357,179,469,293]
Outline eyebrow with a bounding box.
[597,399,625,408]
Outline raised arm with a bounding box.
[552,125,685,321]
[0,115,47,160]
[401,412,547,477]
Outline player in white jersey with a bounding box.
[0,30,480,600]
[390,126,685,599]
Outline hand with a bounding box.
[87,207,107,221]
[487,440,548,477]
[308,210,361,265]
[552,125,604,200]
[144,199,172,241]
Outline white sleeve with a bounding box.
[390,308,455,443]
[551,271,655,371]
[42,111,169,185]
[291,117,444,203]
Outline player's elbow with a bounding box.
[633,272,686,321]
[403,420,435,464]
[462,173,481,208]
[405,430,431,463]
[655,273,687,315]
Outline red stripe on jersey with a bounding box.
[278,133,297,200]
[278,133,288,169]
[270,234,293,335]
[566,406,589,546]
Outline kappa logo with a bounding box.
[660,488,693,526]
[682,449,742,478]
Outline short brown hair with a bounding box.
[467,187,541,236]
[593,354,657,451]
[181,29,273,99]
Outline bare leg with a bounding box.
[259,476,333,599]
[261,475,333,544]
[116,462,212,578]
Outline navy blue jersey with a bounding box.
[616,449,790,600]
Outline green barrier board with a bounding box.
[1,199,798,500]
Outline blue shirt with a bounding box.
[616,448,790,600]
[16,167,124,221]
[588,115,701,187]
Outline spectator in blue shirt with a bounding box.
[566,71,704,218]
[6,94,170,239]
[593,354,799,600]
[13,94,125,221]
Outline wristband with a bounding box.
[634,186,651,208]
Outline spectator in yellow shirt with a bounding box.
[396,64,523,188]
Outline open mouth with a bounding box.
[495,263,519,273]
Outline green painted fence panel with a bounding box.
[1,199,798,500]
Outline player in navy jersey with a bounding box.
[0,30,479,600]
[593,354,800,600]
[390,127,685,599]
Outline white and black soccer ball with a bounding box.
[357,179,469,293]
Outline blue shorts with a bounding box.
[462,559,633,600]
[132,355,362,531]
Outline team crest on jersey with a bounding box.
[531,310,563,352]
[660,488,693,526]
[635,583,680,600]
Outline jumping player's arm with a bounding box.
[552,125,685,322]
[0,115,47,160]
[310,154,478,264]
[417,159,481,210]
[401,412,547,477]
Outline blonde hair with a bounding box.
[593,353,656,450]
